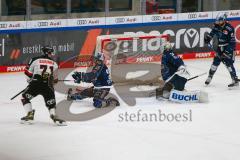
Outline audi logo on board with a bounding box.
[38,22,48,27]
[115,18,125,23]
[188,13,197,19]
[77,20,87,25]
[0,24,7,28]
[151,16,161,21]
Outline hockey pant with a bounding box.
[21,81,56,110]
[209,46,237,80]
[70,87,119,108]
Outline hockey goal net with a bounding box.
[95,33,169,85]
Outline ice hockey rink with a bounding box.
[1,57,240,160]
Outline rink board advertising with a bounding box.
[1,10,240,72]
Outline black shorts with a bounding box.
[22,81,56,109]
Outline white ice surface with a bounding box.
[1,58,240,160]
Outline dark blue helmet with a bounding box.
[215,13,227,24]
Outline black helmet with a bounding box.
[41,46,54,55]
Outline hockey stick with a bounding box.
[208,43,232,59]
[148,72,207,97]
[58,79,74,82]
[10,88,26,100]
[187,72,207,81]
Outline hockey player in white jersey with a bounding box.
[21,46,66,126]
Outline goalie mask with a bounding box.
[94,52,104,63]
[42,46,55,56]
[163,42,172,51]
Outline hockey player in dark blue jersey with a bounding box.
[204,13,239,87]
[67,52,119,108]
[156,42,190,99]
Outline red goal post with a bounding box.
[95,33,169,85]
[95,33,170,64]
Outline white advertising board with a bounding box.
[0,21,27,30]
[67,17,105,27]
[106,15,142,25]
[143,13,178,23]
[27,19,67,29]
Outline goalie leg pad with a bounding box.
[92,88,110,108]
[93,88,110,99]
[67,87,94,101]
[156,82,173,99]
[169,89,209,103]
[81,87,94,97]
[69,93,88,100]
[93,97,120,108]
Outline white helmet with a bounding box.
[94,52,104,62]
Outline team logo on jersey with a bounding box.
[25,94,33,99]
[47,99,56,105]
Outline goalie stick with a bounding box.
[148,72,207,97]
[187,72,207,81]
[58,79,74,82]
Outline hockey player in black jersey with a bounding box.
[21,46,66,126]
[204,13,239,87]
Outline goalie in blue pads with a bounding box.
[156,42,190,99]
[67,53,120,108]
[156,42,208,103]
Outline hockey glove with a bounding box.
[222,47,233,59]
[204,33,212,44]
[72,72,83,83]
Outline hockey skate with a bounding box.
[20,110,35,124]
[228,78,239,88]
[50,115,67,126]
[205,75,213,85]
